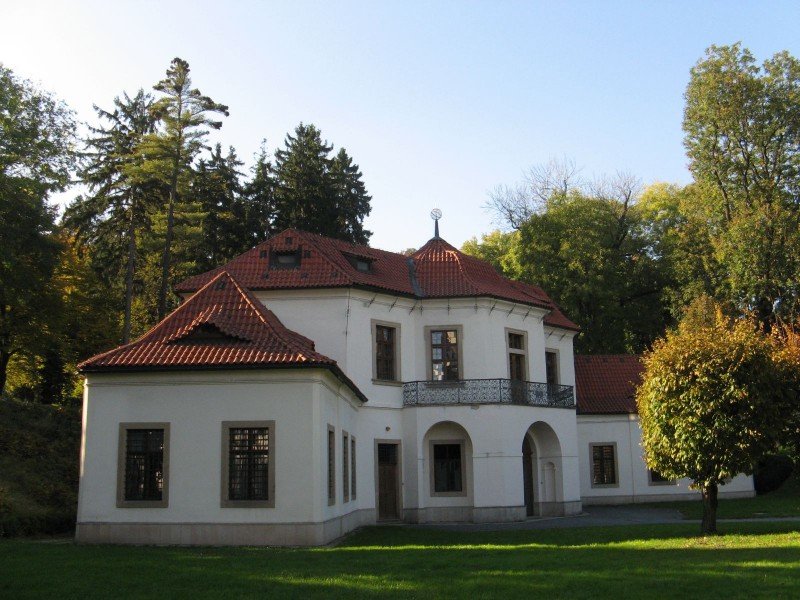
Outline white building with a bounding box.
[76,228,753,546]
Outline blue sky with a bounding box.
[4,1,800,251]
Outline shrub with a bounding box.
[754,454,795,495]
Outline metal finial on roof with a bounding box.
[430,208,442,238]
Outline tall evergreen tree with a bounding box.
[63,90,159,342]
[193,144,247,271]
[272,123,372,243]
[242,142,276,246]
[329,148,372,244]
[131,58,228,319]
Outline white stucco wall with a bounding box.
[577,414,754,503]
[77,369,363,530]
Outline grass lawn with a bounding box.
[639,475,800,520]
[2,522,800,599]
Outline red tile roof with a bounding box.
[176,229,579,331]
[574,355,644,415]
[78,271,367,402]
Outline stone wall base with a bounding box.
[403,502,581,523]
[76,509,376,547]
[582,489,755,506]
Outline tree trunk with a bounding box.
[157,178,177,321]
[123,199,137,343]
[700,482,718,535]
[0,349,11,399]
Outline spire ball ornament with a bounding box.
[430,208,442,238]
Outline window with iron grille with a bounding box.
[228,427,270,501]
[327,426,336,505]
[430,329,460,381]
[350,436,357,499]
[432,443,463,493]
[221,421,274,507]
[648,469,675,485]
[375,325,397,381]
[343,431,350,502]
[591,444,617,486]
[124,428,165,501]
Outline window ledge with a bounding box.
[372,379,403,387]
[590,483,620,489]
[116,500,168,509]
[430,490,468,498]
[221,500,275,508]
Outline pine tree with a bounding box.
[329,147,372,244]
[63,90,160,342]
[131,58,228,319]
[242,142,276,246]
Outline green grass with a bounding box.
[2,522,800,598]
[639,475,800,520]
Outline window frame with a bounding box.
[545,349,560,386]
[220,421,275,508]
[505,327,529,381]
[372,319,402,385]
[647,468,676,486]
[116,422,170,509]
[425,325,464,382]
[350,435,357,500]
[343,431,350,503]
[429,439,467,497]
[327,424,336,506]
[269,249,301,270]
[589,442,619,488]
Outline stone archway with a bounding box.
[522,421,564,517]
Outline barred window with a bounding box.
[124,429,165,501]
[350,436,357,499]
[591,444,617,486]
[221,421,274,507]
[432,443,463,493]
[228,427,270,501]
[343,431,350,502]
[327,425,336,505]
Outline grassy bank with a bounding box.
[0,399,81,536]
[639,474,800,520]
[1,522,799,598]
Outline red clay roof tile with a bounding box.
[78,271,367,401]
[574,355,644,415]
[175,229,579,331]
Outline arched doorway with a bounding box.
[521,422,563,517]
[522,435,537,516]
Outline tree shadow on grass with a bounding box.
[2,523,799,599]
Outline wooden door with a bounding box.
[522,436,535,517]
[377,443,399,520]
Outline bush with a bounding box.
[754,454,795,494]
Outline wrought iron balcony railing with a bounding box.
[402,379,575,409]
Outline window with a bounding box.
[117,423,169,508]
[428,327,461,381]
[343,432,350,503]
[344,253,373,273]
[591,444,618,487]
[350,436,357,499]
[270,249,301,269]
[221,422,274,507]
[648,469,675,486]
[545,350,559,386]
[507,330,527,382]
[327,425,336,505]
[373,321,400,382]
[431,441,466,495]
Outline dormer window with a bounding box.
[343,253,373,273]
[270,249,301,270]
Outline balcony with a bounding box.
[402,379,575,409]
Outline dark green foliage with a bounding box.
[0,399,80,536]
[193,144,248,272]
[754,454,795,495]
[241,142,275,246]
[0,65,75,396]
[272,123,372,243]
